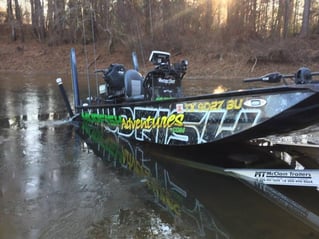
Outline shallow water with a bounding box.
[1,73,319,239]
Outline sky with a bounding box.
[0,0,5,10]
[0,0,29,11]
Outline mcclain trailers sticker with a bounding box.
[225,169,319,188]
[244,98,267,108]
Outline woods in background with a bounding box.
[1,0,318,53]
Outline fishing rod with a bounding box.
[244,67,319,84]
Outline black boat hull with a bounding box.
[77,84,319,146]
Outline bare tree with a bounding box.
[5,0,23,41]
[226,1,244,37]
[144,0,153,39]
[14,0,24,41]
[6,0,15,40]
[66,0,82,44]
[300,0,311,38]
[205,0,213,31]
[283,0,293,38]
[30,0,46,42]
[2,0,319,48]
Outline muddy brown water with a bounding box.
[1,72,319,239]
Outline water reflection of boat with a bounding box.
[145,144,319,234]
[262,126,319,167]
[77,122,319,236]
[77,121,230,238]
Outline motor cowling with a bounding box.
[103,64,126,91]
[295,67,312,84]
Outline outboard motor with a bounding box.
[144,50,188,100]
[102,64,126,99]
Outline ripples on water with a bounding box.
[0,73,319,239]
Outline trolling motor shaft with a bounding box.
[56,78,74,118]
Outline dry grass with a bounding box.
[1,37,319,82]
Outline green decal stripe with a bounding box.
[82,112,122,126]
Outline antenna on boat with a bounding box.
[70,48,80,109]
[81,5,92,104]
[80,2,100,101]
[132,51,139,71]
[89,2,99,97]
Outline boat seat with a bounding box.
[124,69,144,101]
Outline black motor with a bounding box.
[295,67,312,84]
[102,64,126,93]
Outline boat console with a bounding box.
[144,51,188,100]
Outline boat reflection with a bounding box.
[77,122,319,237]
[246,181,319,231]
[78,121,229,238]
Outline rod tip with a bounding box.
[56,78,63,85]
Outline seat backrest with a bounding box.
[124,69,144,98]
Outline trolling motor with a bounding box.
[295,67,312,84]
[143,51,188,100]
[55,48,80,120]
[244,67,319,85]
[56,78,74,117]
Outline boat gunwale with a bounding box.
[76,83,319,110]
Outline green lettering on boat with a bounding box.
[81,112,122,126]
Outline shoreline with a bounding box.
[0,41,317,80]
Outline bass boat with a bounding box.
[57,48,319,147]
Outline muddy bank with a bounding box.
[1,40,318,80]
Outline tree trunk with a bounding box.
[144,0,153,39]
[300,0,311,38]
[282,0,293,38]
[6,0,16,41]
[205,0,213,31]
[30,0,46,42]
[226,1,243,37]
[54,0,66,44]
[14,0,24,42]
